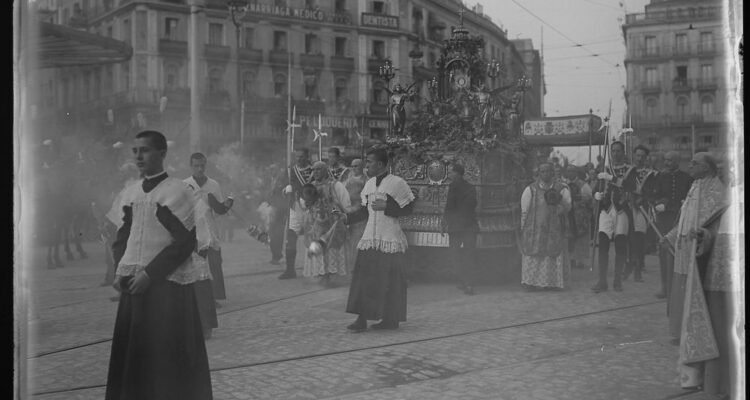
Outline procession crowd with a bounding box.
[39,129,741,400]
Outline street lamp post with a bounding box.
[378,59,396,138]
[228,0,249,150]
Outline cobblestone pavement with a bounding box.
[19,231,724,400]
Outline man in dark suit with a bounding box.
[442,163,479,295]
[653,150,692,299]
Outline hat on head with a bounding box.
[312,161,328,169]
[351,158,363,166]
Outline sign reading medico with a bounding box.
[361,13,399,29]
[523,114,605,146]
[247,2,352,24]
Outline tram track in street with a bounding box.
[29,286,329,359]
[31,299,667,397]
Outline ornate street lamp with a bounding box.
[228,0,249,149]
[516,75,532,91]
[486,59,504,80]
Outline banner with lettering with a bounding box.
[523,114,605,146]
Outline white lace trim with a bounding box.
[115,264,211,284]
[357,239,408,254]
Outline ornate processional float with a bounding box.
[375,12,539,279]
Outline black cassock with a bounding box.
[344,173,414,323]
[106,173,212,400]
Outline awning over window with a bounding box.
[37,22,132,68]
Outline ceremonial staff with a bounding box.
[313,113,328,162]
[589,100,612,272]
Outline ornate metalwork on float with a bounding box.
[383,8,534,250]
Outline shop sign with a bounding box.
[361,12,399,29]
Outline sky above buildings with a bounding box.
[481,0,651,164]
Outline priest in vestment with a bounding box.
[675,162,742,398]
[520,162,572,290]
[664,153,728,344]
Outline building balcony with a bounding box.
[694,113,724,124]
[204,44,231,60]
[640,81,661,93]
[625,6,720,25]
[158,39,188,56]
[634,47,664,59]
[330,56,355,71]
[269,50,292,66]
[632,116,664,128]
[669,114,699,127]
[328,11,353,25]
[412,64,436,79]
[299,53,325,69]
[239,48,263,63]
[369,103,388,115]
[696,77,719,90]
[161,87,191,107]
[671,78,692,92]
[672,46,692,57]
[203,90,231,108]
[697,44,718,55]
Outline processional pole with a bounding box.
[590,99,612,272]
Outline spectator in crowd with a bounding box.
[653,151,692,299]
[442,163,479,295]
[343,159,367,274]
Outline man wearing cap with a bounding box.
[653,151,692,299]
[343,159,367,273]
[622,145,658,283]
[279,148,313,279]
[591,141,632,293]
[328,147,349,182]
[442,163,479,295]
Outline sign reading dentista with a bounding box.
[247,3,352,24]
[361,13,399,29]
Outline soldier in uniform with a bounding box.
[592,141,632,293]
[621,145,659,283]
[279,148,313,279]
[653,151,692,299]
[327,147,349,182]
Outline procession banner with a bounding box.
[523,114,604,146]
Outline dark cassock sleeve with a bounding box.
[207,192,230,215]
[384,194,414,217]
[111,205,133,266]
[144,203,198,281]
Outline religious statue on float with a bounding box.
[386,82,418,137]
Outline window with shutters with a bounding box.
[273,31,287,51]
[335,37,347,57]
[675,96,689,122]
[208,23,224,45]
[274,73,287,97]
[164,18,179,40]
[372,40,385,59]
